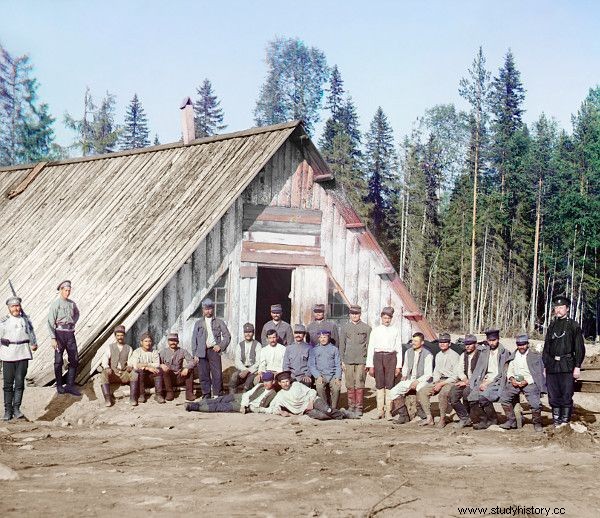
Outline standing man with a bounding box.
[468,328,511,429]
[48,280,80,396]
[191,298,231,399]
[542,295,585,426]
[99,325,133,407]
[306,304,339,346]
[282,324,312,387]
[389,333,434,425]
[416,333,459,428]
[256,329,286,380]
[366,307,402,420]
[229,323,262,394]
[159,332,198,402]
[500,334,546,432]
[308,330,342,408]
[260,304,293,346]
[1,297,37,420]
[449,334,480,428]
[339,305,371,416]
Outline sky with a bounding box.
[1,0,599,150]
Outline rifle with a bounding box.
[8,279,28,320]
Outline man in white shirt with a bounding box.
[449,334,480,428]
[366,307,402,419]
[129,332,164,406]
[256,329,286,381]
[499,334,546,432]
[389,333,433,424]
[416,333,459,427]
[228,323,262,394]
[99,325,133,407]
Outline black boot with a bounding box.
[500,403,517,429]
[3,391,13,421]
[532,410,543,432]
[64,367,81,396]
[54,365,65,394]
[472,404,488,429]
[12,388,25,419]
[482,401,498,426]
[561,406,573,424]
[129,376,139,406]
[552,407,562,427]
[185,402,201,411]
[101,383,113,407]
[154,375,165,404]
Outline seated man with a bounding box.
[129,332,164,406]
[99,325,133,407]
[283,324,313,387]
[159,332,198,402]
[255,329,286,382]
[416,333,459,427]
[499,334,546,432]
[229,323,262,394]
[468,328,511,429]
[390,332,433,424]
[309,329,342,408]
[185,371,277,413]
[266,371,356,420]
[449,334,480,428]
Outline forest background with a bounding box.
[1,1,599,339]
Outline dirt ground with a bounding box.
[2,378,600,518]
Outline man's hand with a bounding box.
[519,380,528,388]
[332,378,341,387]
[160,364,169,372]
[239,370,249,378]
[455,380,467,387]
[51,338,58,350]
[316,376,324,384]
[181,368,189,377]
[147,367,159,374]
[433,382,445,394]
[105,368,114,377]
[479,382,488,392]
[573,367,581,379]
[300,375,312,384]
[401,376,407,382]
[395,368,401,377]
[279,410,291,417]
[510,377,520,388]
[368,367,375,377]
[239,406,247,414]
[31,344,38,352]
[409,380,418,390]
[305,399,314,411]
[213,345,221,353]
[126,366,133,373]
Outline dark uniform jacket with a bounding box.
[339,320,371,364]
[191,317,231,358]
[542,317,585,374]
[260,320,293,346]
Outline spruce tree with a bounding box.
[120,93,150,150]
[64,87,96,156]
[193,79,226,138]
[92,91,120,154]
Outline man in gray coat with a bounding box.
[191,298,231,399]
[468,329,511,429]
[499,334,547,432]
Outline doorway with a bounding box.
[255,267,293,337]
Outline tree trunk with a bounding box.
[469,135,479,332]
[528,176,542,332]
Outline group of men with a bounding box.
[0,279,587,430]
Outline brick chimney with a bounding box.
[180,96,195,145]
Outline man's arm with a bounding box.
[338,326,346,361]
[333,347,342,379]
[308,348,320,378]
[72,301,80,325]
[218,321,231,352]
[417,354,433,383]
[331,323,339,347]
[284,324,293,346]
[47,299,58,338]
[233,343,246,371]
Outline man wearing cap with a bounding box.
[309,330,342,408]
[416,333,459,427]
[256,329,286,380]
[129,332,165,405]
[468,328,511,429]
[266,371,356,420]
[191,298,231,399]
[339,305,371,416]
[366,307,402,420]
[542,295,585,426]
[389,332,434,425]
[229,323,262,394]
[260,304,293,346]
[159,332,198,402]
[48,280,81,396]
[306,304,339,346]
[186,371,278,414]
[499,334,546,432]
[449,334,480,428]
[99,325,133,407]
[1,297,37,420]
[282,324,312,387]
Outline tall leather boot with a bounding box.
[500,403,517,429]
[12,387,25,419]
[54,365,65,394]
[138,373,147,403]
[129,376,139,406]
[392,396,410,424]
[552,407,562,427]
[483,401,498,426]
[154,375,165,404]
[163,372,174,401]
[472,404,488,430]
[355,388,364,417]
[346,388,356,413]
[101,384,113,407]
[531,409,543,432]
[64,367,81,397]
[385,389,393,420]
[562,406,573,424]
[372,389,385,419]
[185,374,195,401]
[3,391,13,421]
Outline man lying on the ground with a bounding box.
[185,371,277,413]
[159,332,198,402]
[266,371,357,420]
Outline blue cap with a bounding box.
[202,298,214,308]
[261,371,275,381]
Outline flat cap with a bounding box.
[484,328,500,340]
[349,305,362,314]
[515,334,529,345]
[113,325,126,334]
[553,295,570,307]
[317,329,331,336]
[6,296,21,306]
[381,307,394,317]
[201,298,214,308]
[270,304,283,313]
[312,304,326,313]
[243,322,255,333]
[167,332,179,342]
[261,371,275,381]
[463,334,477,345]
[293,324,306,333]
[438,333,451,343]
[275,371,292,382]
[57,280,71,291]
[140,331,153,341]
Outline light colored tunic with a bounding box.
[484,349,499,382]
[240,383,276,412]
[266,381,317,415]
[506,350,534,385]
[454,351,477,381]
[258,343,286,373]
[0,314,36,361]
[130,348,160,369]
[432,349,460,383]
[365,325,403,368]
[47,297,79,338]
[234,340,262,373]
[205,317,217,347]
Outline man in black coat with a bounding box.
[542,295,585,426]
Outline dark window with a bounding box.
[328,282,348,323]
[207,273,228,319]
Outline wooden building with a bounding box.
[0,120,436,385]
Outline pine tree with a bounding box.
[120,94,150,150]
[64,87,96,156]
[254,37,329,135]
[324,65,344,118]
[193,79,226,138]
[153,134,160,146]
[92,92,120,154]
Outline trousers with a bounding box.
[373,351,397,389]
[197,347,223,397]
[546,372,574,407]
[499,383,542,411]
[344,364,366,389]
[54,330,78,384]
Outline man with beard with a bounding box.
[129,332,164,406]
[256,329,286,380]
[229,323,262,394]
[468,329,511,429]
[282,324,312,387]
[159,332,198,402]
[99,325,133,407]
[542,295,585,427]
[260,304,293,346]
[306,304,339,346]
[449,334,480,429]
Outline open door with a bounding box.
[255,267,293,337]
